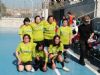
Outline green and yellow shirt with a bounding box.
[48,43,64,54]
[35,50,48,63]
[31,22,44,42]
[44,22,56,40]
[18,24,33,42]
[59,26,73,45]
[16,42,36,63]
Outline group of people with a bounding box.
[15,12,94,73]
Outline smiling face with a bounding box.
[55,37,60,45]
[23,35,30,43]
[83,16,91,25]
[48,17,54,24]
[35,17,41,24]
[63,20,68,27]
[25,21,30,25]
[38,45,44,51]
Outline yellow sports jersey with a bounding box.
[31,22,44,42]
[44,22,56,40]
[59,26,73,45]
[35,50,48,63]
[18,24,33,41]
[16,42,36,63]
[48,43,64,54]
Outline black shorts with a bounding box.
[44,39,52,47]
[34,58,46,71]
[64,45,70,49]
[34,58,45,66]
[18,61,32,66]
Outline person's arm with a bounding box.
[59,43,64,53]
[32,43,36,58]
[56,27,60,36]
[89,23,94,39]
[16,44,21,64]
[18,26,23,41]
[44,51,48,67]
[16,51,22,65]
[69,28,73,45]
[16,51,21,61]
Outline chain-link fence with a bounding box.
[50,0,97,25]
[0,0,43,28]
[0,0,44,18]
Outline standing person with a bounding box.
[60,16,66,27]
[18,17,33,42]
[31,16,44,44]
[72,17,78,35]
[67,12,74,26]
[16,34,36,72]
[78,16,94,65]
[59,19,73,63]
[44,15,57,48]
[34,42,48,72]
[48,35,70,72]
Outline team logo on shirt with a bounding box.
[21,50,32,53]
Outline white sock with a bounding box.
[54,68,61,75]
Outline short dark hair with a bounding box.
[47,15,54,22]
[36,41,44,50]
[34,15,41,23]
[23,34,31,42]
[62,19,68,23]
[82,15,91,22]
[67,12,72,15]
[23,17,30,25]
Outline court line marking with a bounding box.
[67,49,100,75]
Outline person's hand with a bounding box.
[18,60,21,65]
[43,64,47,71]
[36,56,40,61]
[88,38,96,43]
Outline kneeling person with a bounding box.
[16,34,35,72]
[34,42,48,72]
[48,35,70,72]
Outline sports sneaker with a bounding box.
[30,67,35,72]
[62,67,70,72]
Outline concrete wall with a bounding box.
[97,0,100,18]
[0,18,24,28]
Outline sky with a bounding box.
[1,0,43,9]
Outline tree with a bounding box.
[0,0,6,17]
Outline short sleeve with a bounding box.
[16,43,21,52]
[59,43,64,52]
[48,45,53,54]
[18,26,23,35]
[32,43,36,58]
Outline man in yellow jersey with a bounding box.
[16,34,36,72]
[18,17,33,42]
[44,15,57,47]
[59,19,73,63]
[31,16,44,44]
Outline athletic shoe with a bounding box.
[30,67,35,72]
[62,67,70,72]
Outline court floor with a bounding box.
[0,29,97,75]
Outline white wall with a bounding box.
[97,0,100,18]
[0,18,24,28]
